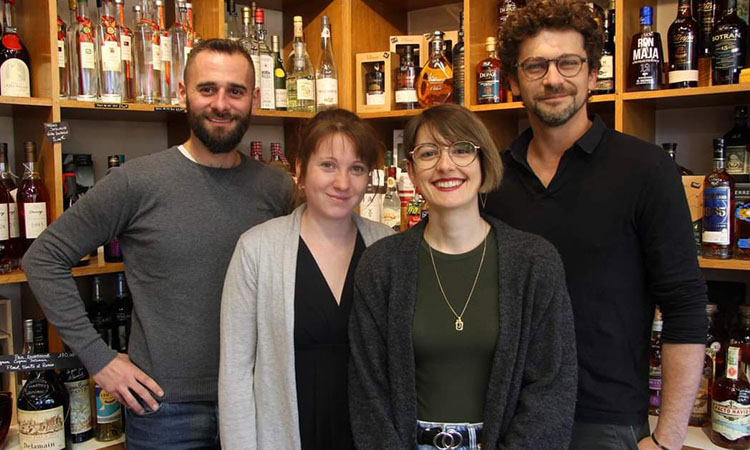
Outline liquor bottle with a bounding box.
[365,63,385,106]
[668,0,699,88]
[186,2,201,47]
[286,16,315,113]
[255,9,275,110]
[250,141,265,163]
[417,31,453,107]
[730,305,750,381]
[225,0,241,41]
[316,15,338,110]
[103,156,123,262]
[0,0,31,97]
[497,0,525,39]
[395,45,418,110]
[703,138,735,259]
[477,37,503,104]
[692,303,722,426]
[711,346,750,448]
[272,35,287,111]
[452,11,465,106]
[648,308,663,416]
[662,142,694,175]
[59,363,94,443]
[111,272,132,353]
[238,7,259,110]
[695,0,719,59]
[0,144,19,268]
[169,0,189,104]
[628,6,664,91]
[359,172,382,223]
[66,0,80,99]
[737,183,750,259]
[98,0,123,103]
[268,143,291,173]
[58,15,70,98]
[0,148,10,273]
[155,0,170,104]
[90,276,113,347]
[62,160,81,211]
[18,142,49,256]
[724,105,750,175]
[18,319,33,387]
[381,151,400,231]
[407,191,424,229]
[133,4,160,104]
[711,0,748,85]
[594,0,615,94]
[114,0,134,102]
[75,0,98,101]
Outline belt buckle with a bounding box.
[433,428,463,449]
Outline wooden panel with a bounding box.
[466,0,495,108]
[192,0,223,40]
[0,254,125,285]
[361,0,459,13]
[619,99,655,142]
[16,0,55,98]
[621,84,750,109]
[477,109,519,152]
[698,257,750,271]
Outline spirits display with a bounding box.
[497,0,525,39]
[366,63,385,106]
[711,0,748,85]
[18,142,49,256]
[239,7,259,109]
[595,0,615,94]
[316,15,338,110]
[156,0,171,104]
[58,15,69,98]
[115,0,135,102]
[668,0,699,88]
[255,9,275,110]
[286,16,315,112]
[711,346,750,449]
[169,1,189,104]
[736,183,750,259]
[133,3,160,104]
[17,319,69,450]
[0,144,19,268]
[417,31,453,107]
[696,0,719,59]
[452,11,464,106]
[395,46,418,110]
[59,364,94,443]
[477,37,503,104]
[272,35,287,111]
[98,0,123,103]
[75,0,99,101]
[648,308,663,415]
[662,142,694,175]
[0,0,31,97]
[112,272,132,353]
[725,106,750,175]
[628,6,664,91]
[703,138,734,259]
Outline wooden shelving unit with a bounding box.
[698,257,750,271]
[0,255,124,285]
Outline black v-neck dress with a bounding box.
[294,233,365,450]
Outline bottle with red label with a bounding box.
[0,0,31,97]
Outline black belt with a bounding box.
[416,426,483,449]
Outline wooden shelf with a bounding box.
[362,0,461,13]
[60,99,184,113]
[357,109,423,120]
[698,256,750,271]
[621,84,750,109]
[0,255,124,285]
[0,96,52,107]
[468,94,615,114]
[253,109,314,119]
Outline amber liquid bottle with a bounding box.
[395,45,418,110]
[711,346,750,449]
[668,0,699,88]
[417,31,453,107]
[477,37,503,104]
[711,0,748,85]
[17,142,49,257]
[628,6,664,91]
[703,138,734,259]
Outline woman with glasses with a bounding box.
[348,104,577,450]
[219,109,393,450]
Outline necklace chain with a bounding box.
[427,227,488,332]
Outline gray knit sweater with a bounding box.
[23,147,293,403]
[349,216,578,450]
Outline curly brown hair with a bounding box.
[498,0,604,80]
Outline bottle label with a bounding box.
[160,35,172,63]
[95,385,122,424]
[631,33,662,87]
[703,186,731,245]
[79,41,96,70]
[738,238,750,249]
[64,379,93,435]
[316,78,338,106]
[101,41,122,72]
[669,70,699,84]
[712,399,750,441]
[395,89,418,103]
[599,54,614,78]
[57,40,66,68]
[726,145,747,174]
[0,58,30,97]
[275,88,287,108]
[478,77,500,102]
[712,28,744,71]
[652,319,663,332]
[670,32,697,77]
[23,202,47,239]
[321,27,331,39]
[184,45,192,63]
[260,54,275,110]
[9,200,19,238]
[0,203,9,241]
[382,205,400,229]
[360,193,382,222]
[366,92,385,105]
[296,79,314,101]
[121,35,132,62]
[152,43,161,68]
[18,405,66,450]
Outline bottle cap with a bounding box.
[23,141,36,162]
[255,7,264,24]
[640,6,653,26]
[485,36,497,51]
[293,15,302,23]
[242,6,251,22]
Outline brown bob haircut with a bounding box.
[404,104,503,193]
[183,38,255,86]
[498,0,604,80]
[296,108,382,187]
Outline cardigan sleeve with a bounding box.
[498,251,578,450]
[219,235,260,450]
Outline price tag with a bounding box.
[0,352,83,373]
[94,103,129,109]
[44,121,70,143]
[153,106,184,112]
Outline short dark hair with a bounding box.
[183,39,255,86]
[404,105,503,193]
[499,0,603,80]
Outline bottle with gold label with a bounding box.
[286,16,315,112]
[417,31,453,107]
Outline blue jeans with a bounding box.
[125,401,220,450]
[416,420,483,450]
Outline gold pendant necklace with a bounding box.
[427,227,488,332]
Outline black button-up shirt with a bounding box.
[483,115,707,425]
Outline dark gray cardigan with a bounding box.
[348,216,578,450]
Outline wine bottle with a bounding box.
[112,272,132,353]
[17,142,49,256]
[57,15,69,98]
[316,15,338,110]
[75,0,99,101]
[286,16,315,112]
[0,0,32,97]
[0,143,20,268]
[98,0,123,103]
[103,156,122,263]
[59,364,94,444]
[272,35,287,111]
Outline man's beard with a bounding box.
[526,86,585,128]
[186,99,252,154]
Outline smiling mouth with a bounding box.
[434,179,465,189]
[206,116,234,124]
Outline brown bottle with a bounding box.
[477,37,503,104]
[628,6,664,91]
[496,0,525,39]
[711,346,750,449]
[702,138,735,259]
[668,0,699,88]
[17,142,49,257]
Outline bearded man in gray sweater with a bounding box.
[22,39,293,449]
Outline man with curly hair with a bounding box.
[482,2,707,450]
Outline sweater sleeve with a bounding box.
[219,235,259,450]
[349,247,404,448]
[22,168,134,375]
[636,154,708,343]
[499,251,578,450]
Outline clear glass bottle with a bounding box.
[381,150,401,231]
[66,0,80,99]
[58,15,69,98]
[316,15,337,110]
[75,0,99,101]
[225,0,241,40]
[98,0,123,103]
[627,6,664,91]
[395,45,418,110]
[272,35,287,111]
[703,138,735,259]
[711,0,748,85]
[17,142,49,256]
[668,0,699,88]
[477,37,503,104]
[155,0,170,104]
[0,0,32,97]
[238,7,258,109]
[452,11,464,106]
[170,0,189,104]
[256,8,275,110]
[186,2,201,46]
[417,30,453,107]
[115,0,134,102]
[133,3,160,103]
[286,16,315,112]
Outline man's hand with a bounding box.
[93,353,164,414]
[638,436,662,450]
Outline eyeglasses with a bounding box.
[514,54,588,81]
[409,141,480,169]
